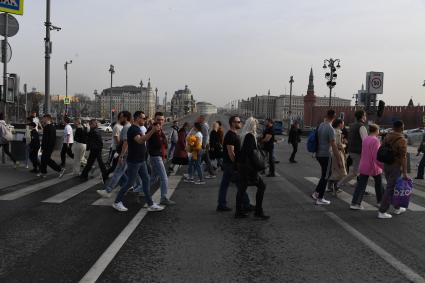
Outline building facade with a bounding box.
[98,80,155,120]
[170,85,196,118]
[196,102,217,115]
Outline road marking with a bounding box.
[305,177,376,210]
[280,173,425,283]
[347,180,425,212]
[79,175,182,283]
[42,178,100,204]
[0,174,74,201]
[326,212,425,283]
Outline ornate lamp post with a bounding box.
[64,60,72,115]
[289,76,294,121]
[323,58,341,107]
[108,64,115,122]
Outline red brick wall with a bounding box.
[308,106,425,129]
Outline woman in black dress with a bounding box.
[236,117,269,220]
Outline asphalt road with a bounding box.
[1,114,425,282]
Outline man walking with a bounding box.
[60,116,74,167]
[311,110,340,205]
[148,112,176,205]
[217,115,251,212]
[80,119,108,182]
[288,121,302,163]
[107,112,123,174]
[262,118,275,177]
[337,110,368,189]
[38,114,65,178]
[378,120,409,219]
[72,118,87,176]
[168,120,179,160]
[113,111,163,212]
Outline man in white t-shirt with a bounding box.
[60,116,74,167]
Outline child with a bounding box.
[29,122,40,173]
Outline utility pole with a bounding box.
[155,87,158,111]
[2,13,8,120]
[108,64,114,122]
[64,60,72,115]
[24,83,27,118]
[44,0,51,114]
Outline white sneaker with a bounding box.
[147,203,164,212]
[394,207,407,215]
[97,189,112,198]
[311,192,319,200]
[350,204,364,210]
[59,168,66,178]
[378,212,392,219]
[205,175,216,179]
[112,202,128,212]
[194,180,206,185]
[37,173,47,178]
[184,178,194,183]
[316,198,331,205]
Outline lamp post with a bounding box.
[108,65,115,122]
[323,58,341,107]
[352,93,358,106]
[64,60,72,115]
[155,87,158,111]
[44,0,61,114]
[289,76,294,122]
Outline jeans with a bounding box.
[168,142,176,160]
[290,142,298,161]
[417,154,425,178]
[60,143,74,166]
[187,156,194,178]
[40,149,61,174]
[72,142,86,175]
[379,164,402,213]
[266,149,275,175]
[315,156,332,199]
[0,143,16,163]
[338,153,360,187]
[150,156,168,200]
[202,146,215,175]
[218,162,250,209]
[352,174,384,205]
[115,161,152,206]
[193,158,203,181]
[105,161,128,193]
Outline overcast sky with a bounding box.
[9,0,425,106]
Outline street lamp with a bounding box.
[44,0,61,114]
[64,60,72,115]
[155,87,158,111]
[352,93,358,106]
[108,64,115,122]
[289,76,294,122]
[323,58,341,107]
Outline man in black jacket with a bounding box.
[38,114,65,178]
[288,121,302,163]
[80,119,108,182]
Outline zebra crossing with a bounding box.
[305,177,425,212]
[0,165,184,207]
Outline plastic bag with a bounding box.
[392,177,413,208]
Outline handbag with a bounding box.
[392,177,413,208]
[251,148,266,171]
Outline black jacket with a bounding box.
[41,123,56,151]
[86,128,103,152]
[30,129,40,150]
[74,126,88,144]
[288,127,302,144]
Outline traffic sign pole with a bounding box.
[2,12,8,121]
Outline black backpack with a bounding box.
[377,137,402,164]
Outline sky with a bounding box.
[8,0,425,107]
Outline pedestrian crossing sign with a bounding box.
[64,97,70,105]
[0,0,24,15]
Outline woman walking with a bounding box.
[72,118,88,175]
[328,119,347,195]
[172,122,189,166]
[209,122,223,169]
[185,123,204,184]
[288,121,302,163]
[236,117,269,220]
[350,124,384,210]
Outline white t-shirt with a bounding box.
[111,123,123,150]
[195,131,203,141]
[140,126,147,135]
[64,124,74,144]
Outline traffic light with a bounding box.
[377,100,385,117]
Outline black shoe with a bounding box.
[30,169,39,173]
[243,204,256,212]
[266,173,275,177]
[216,206,232,212]
[274,160,280,164]
[234,212,249,218]
[289,160,297,163]
[254,212,270,220]
[415,177,424,180]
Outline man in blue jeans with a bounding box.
[113,111,163,212]
[217,115,251,212]
[148,112,176,206]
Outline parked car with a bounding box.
[98,123,112,133]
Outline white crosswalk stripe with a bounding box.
[305,177,425,212]
[348,180,425,212]
[305,177,376,211]
[0,174,74,201]
[42,178,100,204]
